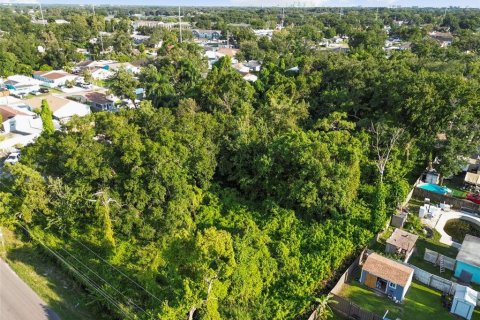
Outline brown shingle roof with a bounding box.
[386,228,419,252]
[27,96,69,112]
[43,72,70,80]
[0,105,29,120]
[84,92,112,104]
[362,253,414,287]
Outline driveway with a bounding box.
[434,210,480,248]
[0,258,60,320]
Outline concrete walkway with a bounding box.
[434,210,480,248]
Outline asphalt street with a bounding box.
[0,258,60,320]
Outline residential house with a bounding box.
[2,75,41,96]
[429,31,453,47]
[26,96,91,122]
[91,68,114,81]
[233,63,250,75]
[33,70,78,88]
[245,60,262,72]
[83,92,116,112]
[243,74,258,82]
[192,29,221,40]
[451,285,478,320]
[107,62,141,75]
[385,228,418,261]
[216,48,238,59]
[0,104,42,134]
[253,29,274,38]
[455,235,480,284]
[359,252,414,302]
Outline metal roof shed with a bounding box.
[451,285,478,320]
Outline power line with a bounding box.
[71,238,163,304]
[58,247,148,315]
[0,178,156,318]
[15,223,134,320]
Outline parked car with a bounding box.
[39,88,49,94]
[466,193,480,204]
[81,83,93,89]
[31,91,41,96]
[12,93,26,99]
[4,152,20,165]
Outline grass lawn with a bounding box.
[1,228,110,320]
[340,280,480,320]
[444,175,468,199]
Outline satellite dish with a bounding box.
[37,45,45,53]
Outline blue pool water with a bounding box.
[418,183,452,195]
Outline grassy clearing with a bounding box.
[1,228,110,320]
[340,281,480,320]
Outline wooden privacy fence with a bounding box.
[329,294,383,320]
[424,249,456,271]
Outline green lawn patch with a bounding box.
[1,228,110,320]
[340,281,480,320]
[444,178,468,199]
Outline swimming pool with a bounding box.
[417,183,452,195]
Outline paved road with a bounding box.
[0,258,60,320]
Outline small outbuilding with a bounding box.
[360,253,414,302]
[455,235,480,284]
[451,285,478,320]
[390,212,407,228]
[385,228,418,261]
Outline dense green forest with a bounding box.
[0,5,480,320]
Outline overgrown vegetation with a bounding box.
[0,5,479,320]
[444,219,480,243]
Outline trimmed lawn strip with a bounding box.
[2,228,110,320]
[340,280,480,320]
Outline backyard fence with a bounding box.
[412,187,480,213]
[404,263,456,294]
[327,294,384,320]
[330,249,366,295]
[424,249,456,271]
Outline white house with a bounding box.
[2,75,41,96]
[243,74,258,82]
[91,68,114,80]
[33,70,78,88]
[0,104,42,135]
[26,96,91,122]
[108,62,140,75]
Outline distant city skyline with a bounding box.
[1,0,480,8]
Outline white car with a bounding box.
[4,152,20,164]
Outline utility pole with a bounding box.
[281,7,285,29]
[0,227,5,256]
[39,0,46,26]
[375,8,379,22]
[178,6,183,43]
[92,4,105,54]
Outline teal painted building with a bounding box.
[455,235,480,284]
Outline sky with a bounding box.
[1,0,479,8]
